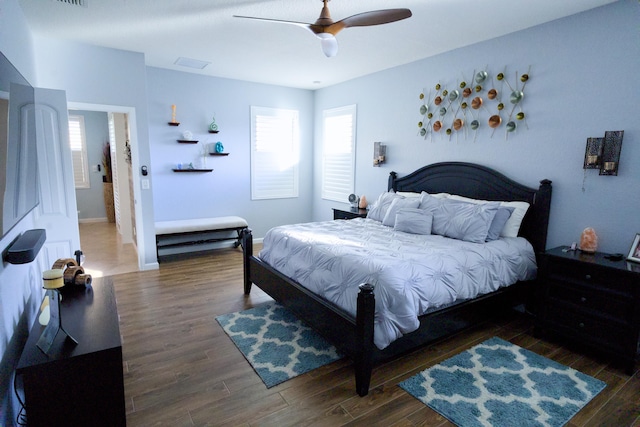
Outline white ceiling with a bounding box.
[18,0,615,90]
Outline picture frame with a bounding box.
[626,233,640,263]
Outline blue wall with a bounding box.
[146,67,315,239]
[1,0,639,423]
[73,110,109,220]
[33,38,158,268]
[0,1,42,423]
[313,0,640,255]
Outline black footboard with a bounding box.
[241,228,376,396]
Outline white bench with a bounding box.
[155,216,248,262]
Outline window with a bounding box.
[321,104,356,202]
[250,106,299,200]
[68,115,90,189]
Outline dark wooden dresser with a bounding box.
[536,246,640,374]
[333,207,368,220]
[16,278,126,426]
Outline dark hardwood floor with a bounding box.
[101,246,639,426]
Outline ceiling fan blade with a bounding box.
[339,8,412,29]
[233,15,314,33]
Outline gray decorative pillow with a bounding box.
[367,191,401,222]
[485,206,515,241]
[382,198,420,227]
[394,208,433,235]
[419,194,499,243]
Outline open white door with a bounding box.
[32,87,81,267]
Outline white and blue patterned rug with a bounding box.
[399,337,606,427]
[216,301,342,388]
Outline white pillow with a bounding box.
[367,191,401,222]
[382,198,420,227]
[396,191,422,198]
[421,191,450,199]
[448,194,530,238]
[394,208,433,235]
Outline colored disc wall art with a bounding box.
[416,66,530,142]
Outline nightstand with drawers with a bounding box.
[535,246,640,374]
[333,207,368,220]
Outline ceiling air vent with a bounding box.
[55,0,88,7]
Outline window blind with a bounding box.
[68,115,90,189]
[322,105,356,202]
[250,106,299,200]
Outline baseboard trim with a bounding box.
[78,217,108,224]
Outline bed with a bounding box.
[241,162,552,396]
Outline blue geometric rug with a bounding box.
[216,301,342,388]
[399,337,606,427]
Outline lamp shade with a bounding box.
[317,33,338,57]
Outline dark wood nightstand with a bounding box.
[535,246,640,374]
[333,207,368,220]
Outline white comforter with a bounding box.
[258,218,537,350]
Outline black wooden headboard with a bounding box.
[388,162,552,255]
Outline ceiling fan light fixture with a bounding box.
[235,1,412,59]
[317,33,338,57]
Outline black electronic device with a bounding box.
[4,229,46,264]
[604,253,624,261]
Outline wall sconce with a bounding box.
[373,142,386,167]
[599,131,623,176]
[583,137,602,169]
[583,130,623,176]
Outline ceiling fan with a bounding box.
[234,0,412,57]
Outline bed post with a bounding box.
[530,179,553,255]
[355,283,375,396]
[241,228,253,294]
[388,171,398,191]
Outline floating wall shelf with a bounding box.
[208,130,219,134]
[209,153,229,156]
[168,122,180,126]
[172,168,213,173]
[177,140,198,144]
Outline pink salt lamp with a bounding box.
[358,195,368,209]
[579,227,598,253]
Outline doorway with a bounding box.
[68,102,144,276]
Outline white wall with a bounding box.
[313,0,640,255]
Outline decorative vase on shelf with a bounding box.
[215,141,224,153]
[209,116,218,133]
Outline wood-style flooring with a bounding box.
[79,221,138,277]
[81,224,640,426]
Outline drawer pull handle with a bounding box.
[580,296,587,303]
[585,274,592,280]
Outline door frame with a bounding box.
[68,101,146,271]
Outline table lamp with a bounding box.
[36,269,78,354]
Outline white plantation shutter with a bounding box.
[250,106,299,200]
[108,113,120,227]
[322,105,356,202]
[68,115,90,189]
